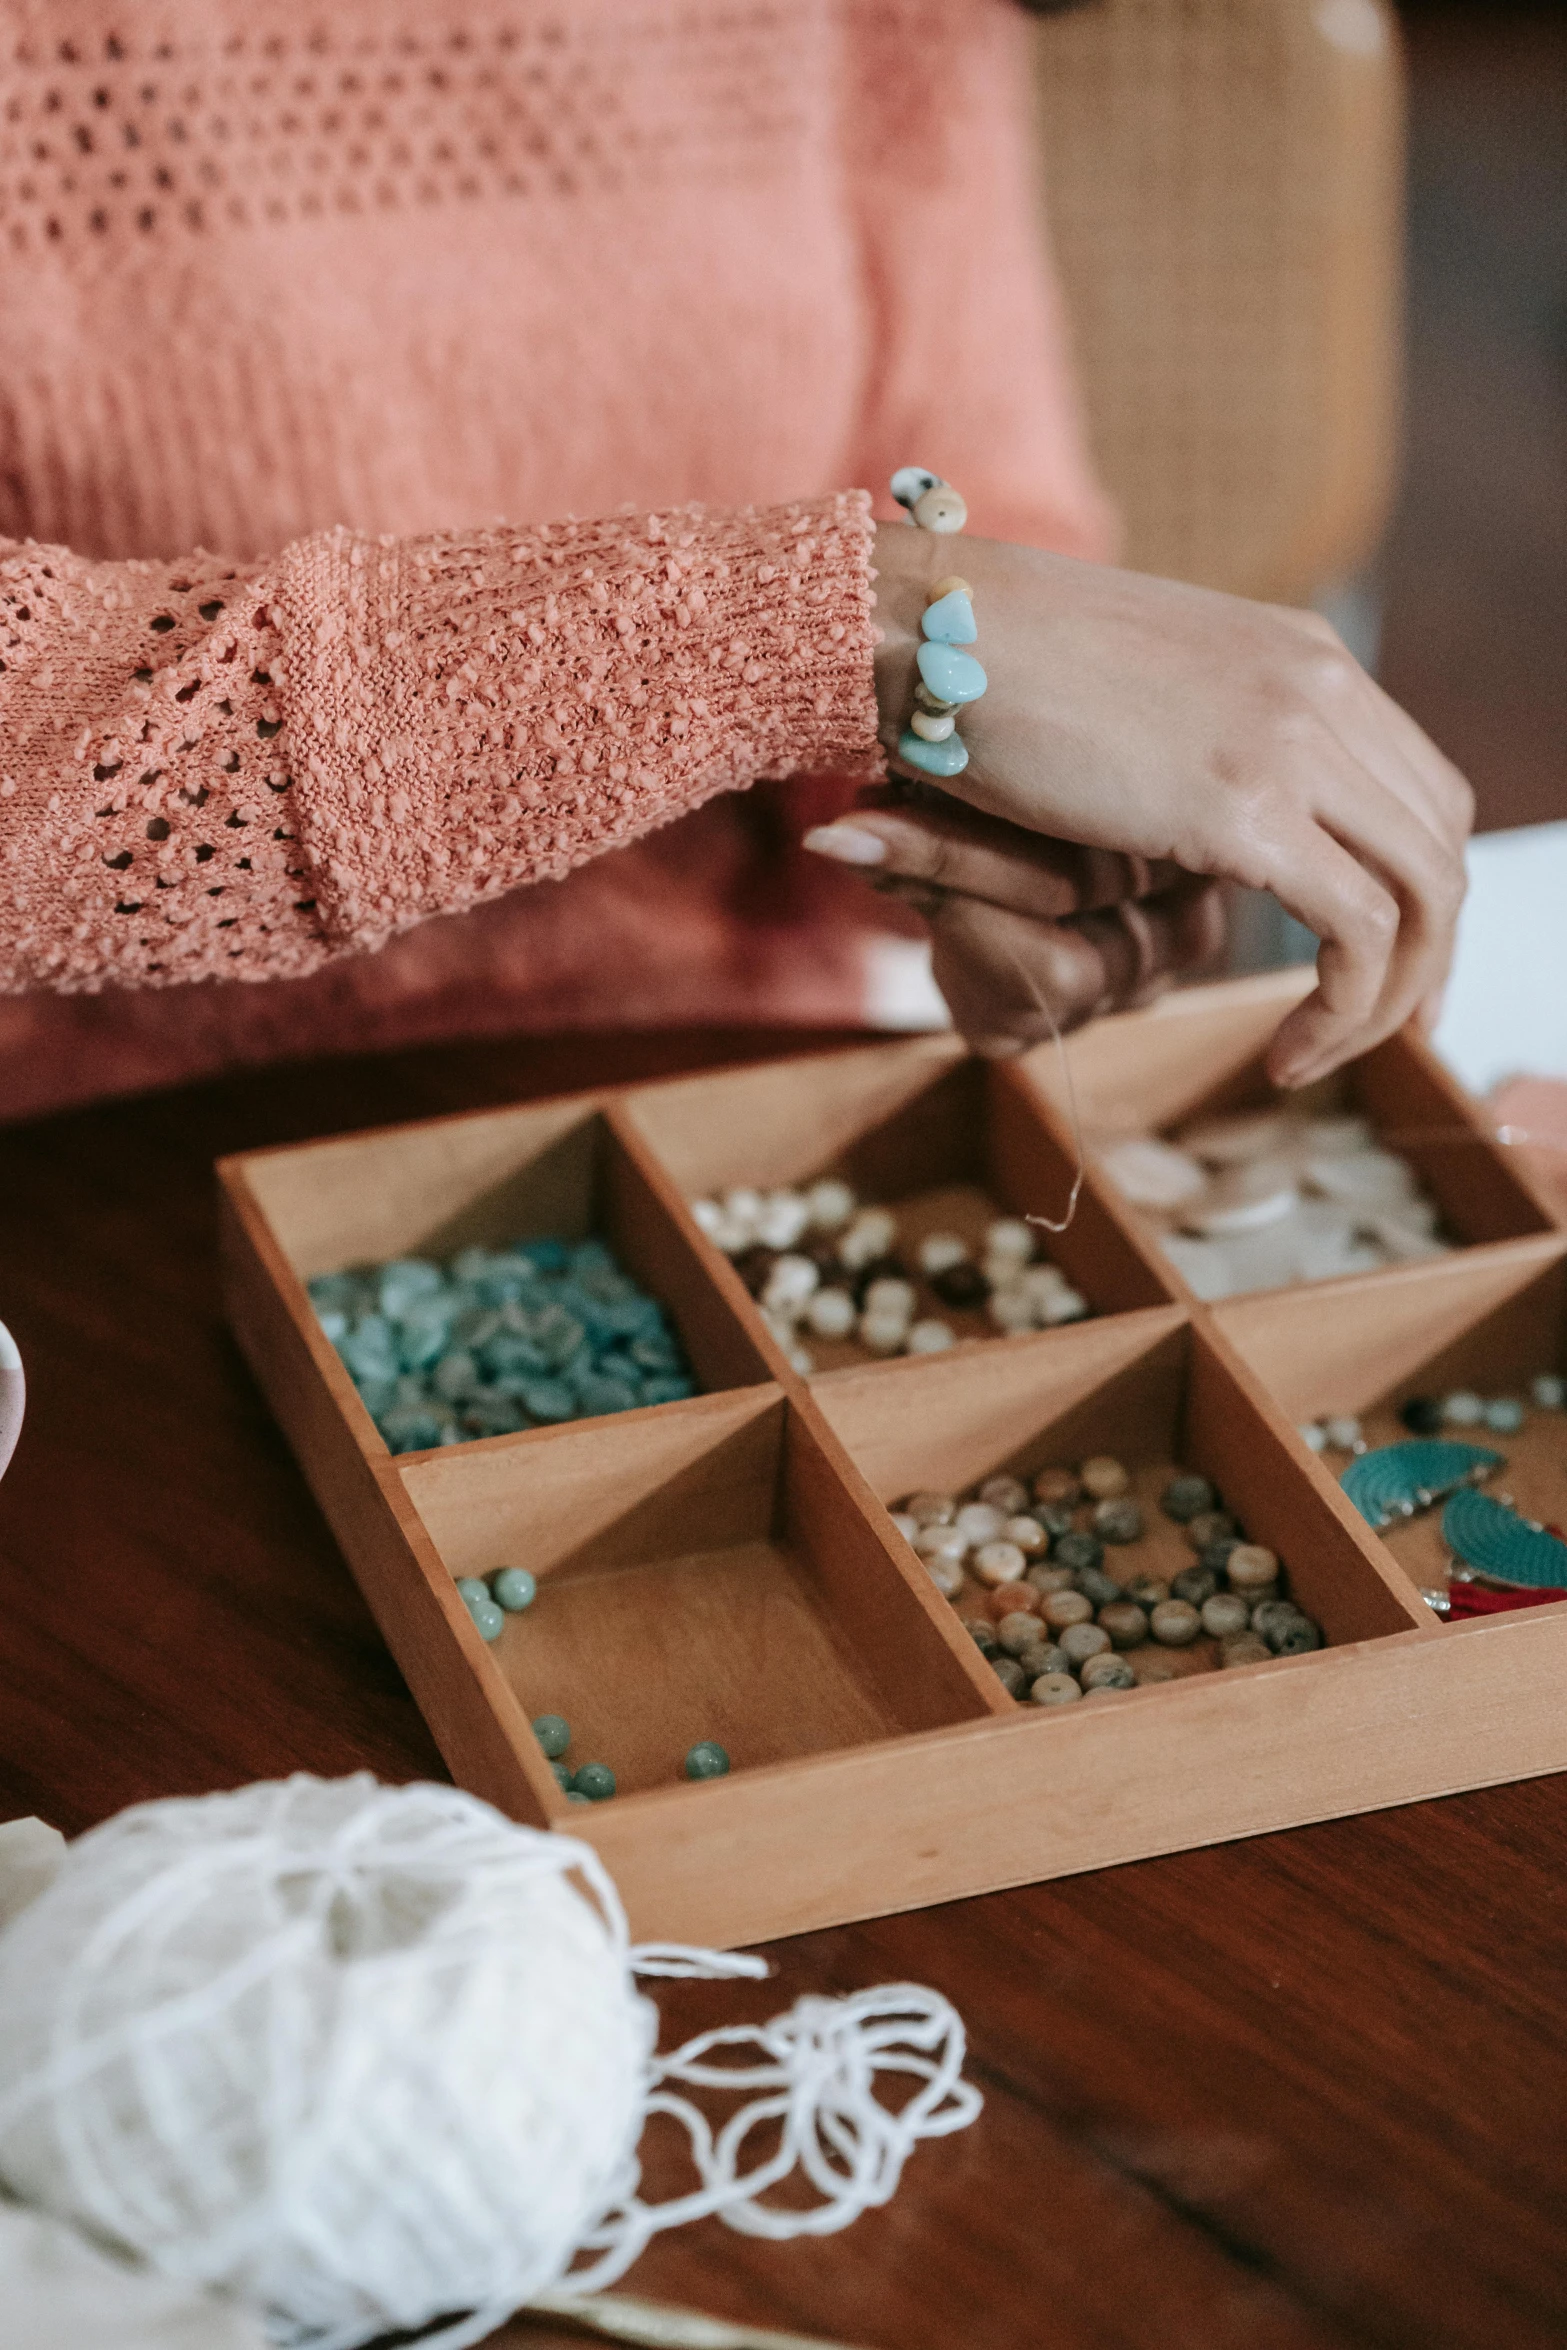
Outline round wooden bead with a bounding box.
[1098,1600,1150,1650]
[1080,1455,1130,1501]
[992,1656,1027,1698]
[1160,1473,1216,1523]
[925,574,974,605]
[909,708,956,742]
[684,1741,731,1779]
[1225,1543,1280,1594]
[972,1539,1028,1586]
[1150,1599,1202,1646]
[1041,1588,1094,1630]
[997,1611,1043,1656]
[1033,1467,1082,1508]
[1028,1671,1083,1707]
[1057,1620,1110,1665]
[1200,1592,1251,1639]
[987,1581,1040,1620]
[1093,1497,1144,1545]
[1004,1514,1048,1554]
[1220,1633,1272,1668]
[979,1473,1031,1515]
[912,483,968,533]
[1080,1652,1136,1691]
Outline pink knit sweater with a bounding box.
[0,0,1111,1114]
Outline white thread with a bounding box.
[0,1776,979,2350]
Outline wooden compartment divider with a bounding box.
[217,977,1567,1948]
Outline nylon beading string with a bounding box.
[993,931,1086,1238]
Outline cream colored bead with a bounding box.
[912,484,968,533]
[914,681,956,715]
[926,574,973,605]
[923,1553,965,1599]
[909,708,956,743]
[972,1540,1027,1588]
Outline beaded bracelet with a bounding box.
[889,466,986,780]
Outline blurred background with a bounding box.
[1029,0,1564,1116]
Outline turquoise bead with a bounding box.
[898,727,969,778]
[573,1762,616,1802]
[916,641,986,704]
[532,1713,571,1759]
[920,590,977,645]
[491,1566,537,1611]
[464,1595,505,1642]
[551,1761,573,1790]
[455,1577,490,1608]
[565,1789,592,1804]
[684,1741,731,1781]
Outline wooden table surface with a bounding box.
[2,1024,1565,2350]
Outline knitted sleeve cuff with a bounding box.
[277,491,884,952]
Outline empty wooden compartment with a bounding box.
[1021,971,1557,1300]
[620,1034,1174,1375]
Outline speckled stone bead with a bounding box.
[1399,1395,1445,1435]
[955,1501,1009,1547]
[1199,1536,1243,1576]
[491,1567,537,1611]
[912,483,969,533]
[1018,1641,1068,1680]
[996,1610,1042,1656]
[1224,1543,1280,1595]
[1263,1612,1323,1656]
[1082,1685,1132,1702]
[1125,1572,1169,1609]
[532,1714,571,1759]
[1200,1592,1251,1640]
[1074,1564,1124,1611]
[1004,1514,1048,1554]
[1041,1588,1094,1631]
[1033,1467,1082,1508]
[1185,1510,1238,1552]
[1029,1672,1083,1707]
[684,1741,731,1780]
[913,1526,968,1575]
[987,1581,1040,1621]
[1098,1600,1150,1650]
[1052,1530,1104,1576]
[979,1473,1031,1516]
[906,1491,957,1527]
[1250,1599,1301,1641]
[1034,1500,1078,1540]
[573,1762,616,1801]
[1079,1651,1137,1692]
[1025,1564,1076,1596]
[1160,1473,1216,1524]
[973,1539,1028,1587]
[1080,1455,1130,1501]
[1129,1648,1182,1684]
[1093,1497,1144,1545]
[964,1617,1000,1657]
[921,1553,965,1599]
[1220,1633,1272,1668]
[1150,1599,1202,1646]
[1057,1620,1111,1666]
[992,1656,1027,1698]
[1169,1564,1217,1608]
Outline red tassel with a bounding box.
[1444,1583,1567,1618]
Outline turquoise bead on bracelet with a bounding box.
[890,466,985,776]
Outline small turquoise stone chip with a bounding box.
[898,726,969,778]
[920,589,977,645]
[684,1741,731,1781]
[916,641,986,704]
[573,1762,616,1802]
[532,1713,571,1759]
[490,1566,537,1611]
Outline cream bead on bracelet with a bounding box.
[888,466,986,780]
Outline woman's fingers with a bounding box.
[802,799,1190,924]
[925,881,1225,1055]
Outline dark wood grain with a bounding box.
[1,1020,1564,2350]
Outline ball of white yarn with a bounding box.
[0,1776,653,2350]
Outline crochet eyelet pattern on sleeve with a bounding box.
[1,494,880,991]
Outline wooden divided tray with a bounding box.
[218,974,1567,1948]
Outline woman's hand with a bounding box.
[839,524,1472,1088]
[805,788,1225,1052]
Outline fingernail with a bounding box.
[801,824,888,867]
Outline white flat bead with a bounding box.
[1100,1137,1208,1209]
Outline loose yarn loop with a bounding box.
[0,1777,979,2350]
